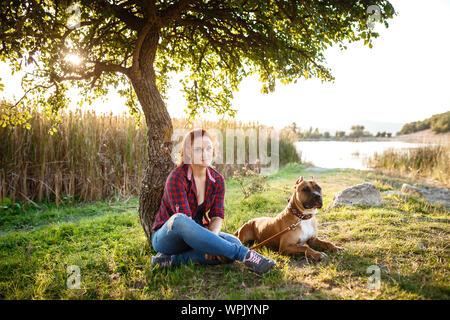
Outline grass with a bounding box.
[0,163,448,300]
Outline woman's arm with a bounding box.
[208,174,225,220]
[208,216,223,235]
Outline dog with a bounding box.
[234,176,344,260]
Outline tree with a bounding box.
[335,131,346,138]
[430,111,450,133]
[0,0,396,244]
[397,111,450,135]
[312,127,320,138]
[350,125,365,137]
[290,121,300,137]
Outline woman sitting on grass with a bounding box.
[150,129,276,274]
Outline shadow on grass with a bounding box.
[146,258,340,300]
[145,240,362,300]
[0,199,138,235]
[384,271,450,300]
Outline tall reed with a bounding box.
[0,109,301,204]
[366,144,450,186]
[0,109,148,204]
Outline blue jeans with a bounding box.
[152,213,249,266]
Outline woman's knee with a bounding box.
[167,213,191,231]
[220,232,242,246]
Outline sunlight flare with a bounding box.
[64,54,82,65]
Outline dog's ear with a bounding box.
[311,176,315,181]
[295,176,304,185]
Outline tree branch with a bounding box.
[100,0,145,31]
[53,61,130,83]
[159,0,196,25]
[12,83,54,107]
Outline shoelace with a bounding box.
[245,251,262,264]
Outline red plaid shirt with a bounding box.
[152,164,226,232]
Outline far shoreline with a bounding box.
[296,129,449,144]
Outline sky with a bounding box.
[1,0,449,133]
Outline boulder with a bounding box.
[401,184,423,197]
[329,183,382,208]
[382,190,409,197]
[400,183,450,208]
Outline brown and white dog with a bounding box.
[234,176,344,260]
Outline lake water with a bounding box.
[295,140,428,170]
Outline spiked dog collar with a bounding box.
[287,201,315,220]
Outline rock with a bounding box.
[382,190,409,197]
[400,184,450,208]
[401,184,423,197]
[329,183,382,208]
[416,242,426,249]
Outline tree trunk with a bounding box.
[130,26,175,245]
[135,78,174,245]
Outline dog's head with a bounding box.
[292,176,323,210]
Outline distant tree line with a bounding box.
[280,123,392,140]
[397,111,450,135]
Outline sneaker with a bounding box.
[151,252,173,268]
[242,250,276,274]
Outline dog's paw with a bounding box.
[311,252,327,261]
[333,246,345,252]
[327,245,345,252]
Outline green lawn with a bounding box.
[0,163,448,299]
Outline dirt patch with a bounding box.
[303,166,333,173]
[395,129,450,144]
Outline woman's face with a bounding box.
[186,136,214,167]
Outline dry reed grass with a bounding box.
[366,143,450,186]
[0,109,300,205]
[0,109,147,204]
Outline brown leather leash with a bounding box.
[249,220,301,250]
[249,200,314,251]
